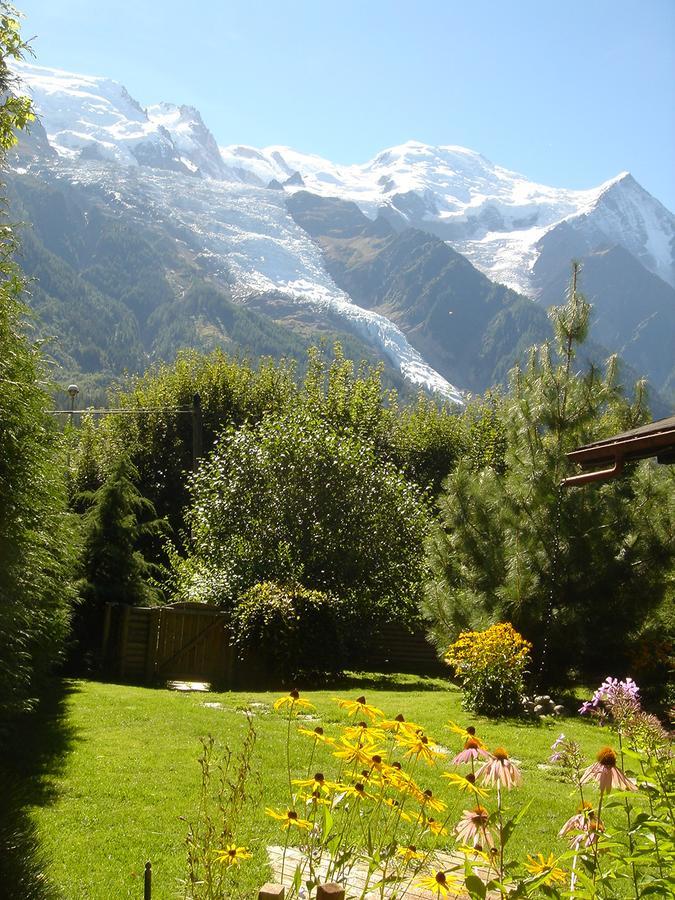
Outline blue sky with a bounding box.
[17,0,675,211]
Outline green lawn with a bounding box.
[24,676,612,899]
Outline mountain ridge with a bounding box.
[9,60,674,406]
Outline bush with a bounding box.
[232,582,348,682]
[445,622,531,715]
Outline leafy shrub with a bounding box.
[445,622,531,715]
[232,582,347,682]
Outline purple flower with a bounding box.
[578,676,640,717]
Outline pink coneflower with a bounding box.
[476,747,522,789]
[452,737,491,765]
[455,804,494,848]
[580,747,636,793]
[559,802,605,849]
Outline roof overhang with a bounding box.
[562,415,675,487]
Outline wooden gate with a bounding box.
[103,602,235,685]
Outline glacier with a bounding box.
[11,60,675,400]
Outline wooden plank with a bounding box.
[266,845,497,899]
[119,605,131,678]
[258,885,285,899]
[157,619,223,675]
[145,608,161,682]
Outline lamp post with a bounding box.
[67,383,79,416]
[66,384,79,470]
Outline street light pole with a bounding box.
[66,384,79,470]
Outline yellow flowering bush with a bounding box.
[445,622,532,715]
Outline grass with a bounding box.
[20,674,615,899]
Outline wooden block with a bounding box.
[258,884,285,899]
[317,885,345,900]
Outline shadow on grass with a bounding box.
[0,678,80,900]
[305,670,456,692]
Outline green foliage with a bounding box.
[423,264,675,681]
[0,5,74,726]
[76,455,165,607]
[176,405,431,626]
[444,622,532,716]
[232,581,348,681]
[72,456,166,666]
[70,349,298,534]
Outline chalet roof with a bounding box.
[562,415,675,487]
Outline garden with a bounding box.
[13,660,673,899]
[1,16,673,897]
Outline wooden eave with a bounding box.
[562,415,675,487]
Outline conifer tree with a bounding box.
[0,4,75,723]
[73,456,166,663]
[423,263,674,681]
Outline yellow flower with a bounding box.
[441,772,488,798]
[446,721,488,750]
[425,817,448,836]
[273,690,315,712]
[415,870,461,897]
[214,844,252,866]
[524,853,566,885]
[337,781,373,801]
[398,732,444,766]
[383,797,413,821]
[297,725,335,746]
[418,788,446,813]
[292,772,335,794]
[343,722,386,744]
[397,844,424,863]
[381,714,424,736]
[334,695,384,721]
[265,808,312,830]
[333,736,384,766]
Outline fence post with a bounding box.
[258,885,285,899]
[145,607,161,683]
[144,861,152,899]
[192,393,203,472]
[119,604,131,678]
[317,886,345,899]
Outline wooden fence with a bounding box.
[101,602,445,687]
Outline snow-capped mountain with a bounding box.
[10,61,675,402]
[219,140,675,295]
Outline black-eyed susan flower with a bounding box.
[273,689,316,713]
[441,771,488,798]
[265,808,312,830]
[297,725,336,746]
[214,844,252,866]
[580,747,636,793]
[340,781,372,801]
[397,844,424,863]
[419,788,446,813]
[476,747,522,789]
[381,714,424,736]
[292,772,334,794]
[398,732,444,766]
[333,736,384,766]
[425,817,448,836]
[446,721,488,749]
[301,788,331,807]
[334,695,384,721]
[383,797,413,821]
[415,870,461,897]
[343,722,385,744]
[524,853,566,885]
